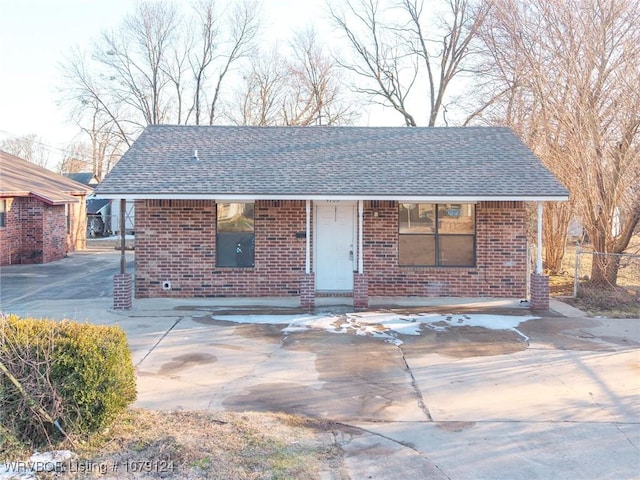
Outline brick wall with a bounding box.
[363,201,528,298]
[0,196,83,265]
[18,197,45,263]
[135,199,308,298]
[42,202,67,263]
[135,199,527,299]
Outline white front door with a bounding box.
[315,202,355,291]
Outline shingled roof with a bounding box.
[96,125,568,201]
[0,150,92,204]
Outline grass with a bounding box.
[2,409,348,479]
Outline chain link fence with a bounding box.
[87,212,135,238]
[573,249,640,313]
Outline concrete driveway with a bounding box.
[1,249,639,479]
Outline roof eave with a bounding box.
[95,193,569,202]
[0,191,82,204]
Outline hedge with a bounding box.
[0,314,137,447]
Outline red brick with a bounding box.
[0,196,86,265]
[134,200,528,300]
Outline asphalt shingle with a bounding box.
[96,125,568,199]
[0,150,92,204]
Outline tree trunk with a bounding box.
[590,253,621,287]
[542,202,570,273]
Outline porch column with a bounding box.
[354,200,368,310]
[113,198,132,309]
[536,201,543,274]
[306,199,311,274]
[531,201,549,310]
[300,199,315,310]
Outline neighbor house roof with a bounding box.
[64,172,100,186]
[87,198,111,214]
[0,150,92,204]
[96,126,568,202]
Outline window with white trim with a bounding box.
[399,203,475,267]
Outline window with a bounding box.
[0,200,5,227]
[216,202,255,267]
[399,203,475,267]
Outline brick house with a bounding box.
[0,150,91,265]
[96,126,568,309]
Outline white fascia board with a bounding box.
[94,193,569,202]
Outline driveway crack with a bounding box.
[395,344,433,421]
[135,317,182,368]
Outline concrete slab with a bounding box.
[410,348,640,423]
[352,421,640,480]
[549,297,590,317]
[2,250,639,479]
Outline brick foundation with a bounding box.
[300,273,315,310]
[113,273,133,310]
[530,273,550,310]
[353,273,368,310]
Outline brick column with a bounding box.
[354,273,368,310]
[300,273,315,310]
[530,273,550,310]
[113,273,133,310]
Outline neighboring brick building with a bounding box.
[96,126,568,308]
[0,151,91,265]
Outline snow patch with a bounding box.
[1,451,74,480]
[213,312,538,345]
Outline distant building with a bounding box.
[1,151,92,264]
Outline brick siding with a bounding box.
[530,273,550,310]
[134,199,527,299]
[135,200,308,298]
[0,196,86,265]
[363,201,527,298]
[113,273,133,309]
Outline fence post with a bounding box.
[573,245,581,298]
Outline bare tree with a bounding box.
[231,28,357,126]
[472,0,640,283]
[59,48,141,148]
[206,0,260,125]
[0,134,51,168]
[99,1,180,127]
[58,143,90,175]
[232,50,289,126]
[329,0,488,126]
[59,0,261,147]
